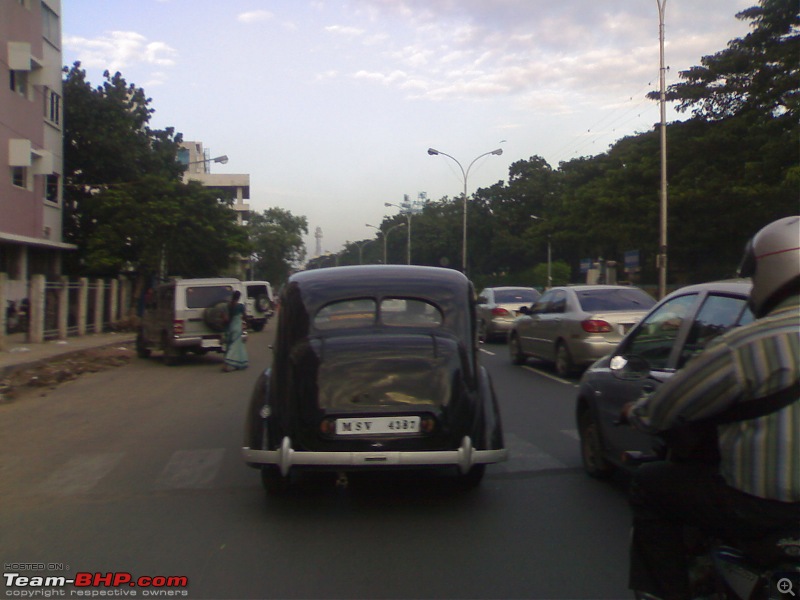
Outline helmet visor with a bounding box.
[737,240,756,278]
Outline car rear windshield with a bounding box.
[576,288,656,312]
[185,286,236,309]
[314,298,442,330]
[494,289,539,303]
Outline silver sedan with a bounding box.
[508,285,656,377]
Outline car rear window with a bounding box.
[380,298,442,327]
[494,289,539,303]
[315,299,377,330]
[577,288,655,312]
[313,298,442,330]
[185,285,237,309]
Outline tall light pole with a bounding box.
[366,223,407,264]
[384,200,416,264]
[355,239,375,264]
[427,147,503,273]
[530,215,552,288]
[657,0,668,299]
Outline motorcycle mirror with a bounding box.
[610,354,651,381]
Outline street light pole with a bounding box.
[657,0,668,299]
[384,201,413,264]
[427,147,503,273]
[366,223,407,264]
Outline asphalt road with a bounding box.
[0,324,633,600]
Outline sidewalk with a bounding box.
[0,331,136,377]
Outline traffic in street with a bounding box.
[0,323,633,599]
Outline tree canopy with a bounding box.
[314,0,797,294]
[62,64,248,285]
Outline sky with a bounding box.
[61,0,754,257]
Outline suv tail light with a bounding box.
[581,319,612,333]
[173,320,185,335]
[491,307,511,317]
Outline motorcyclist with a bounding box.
[620,216,800,600]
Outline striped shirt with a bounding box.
[630,294,800,502]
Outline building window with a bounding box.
[10,70,30,97]
[12,166,29,189]
[42,2,60,47]
[44,87,61,125]
[46,174,59,202]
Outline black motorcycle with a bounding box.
[618,369,800,600]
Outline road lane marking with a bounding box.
[154,448,225,490]
[497,433,567,474]
[521,365,578,386]
[561,429,580,441]
[38,453,124,495]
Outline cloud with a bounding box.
[237,10,274,24]
[325,24,365,37]
[63,31,177,73]
[327,0,751,105]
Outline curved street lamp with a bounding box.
[427,147,503,273]
[366,222,407,264]
[384,202,413,265]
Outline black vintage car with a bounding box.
[242,265,508,493]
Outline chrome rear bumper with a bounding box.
[242,436,508,476]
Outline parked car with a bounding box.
[136,277,247,365]
[243,281,274,331]
[242,264,508,493]
[476,286,541,342]
[574,280,752,478]
[508,285,656,377]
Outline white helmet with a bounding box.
[738,216,800,317]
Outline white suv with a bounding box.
[136,278,247,365]
[244,281,274,332]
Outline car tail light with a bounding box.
[581,319,612,333]
[320,419,335,435]
[173,320,185,335]
[421,416,436,433]
[491,307,511,317]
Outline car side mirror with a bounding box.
[518,305,531,315]
[610,355,651,381]
[477,296,487,304]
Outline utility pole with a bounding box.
[657,0,668,299]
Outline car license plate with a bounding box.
[201,338,219,348]
[336,416,421,436]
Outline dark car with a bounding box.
[476,286,541,342]
[575,280,753,478]
[242,265,508,493]
[508,285,656,377]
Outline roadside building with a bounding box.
[1,0,73,302]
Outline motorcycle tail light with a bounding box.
[582,319,612,333]
[173,320,185,335]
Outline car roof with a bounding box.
[289,265,470,307]
[662,279,751,299]
[162,277,242,286]
[548,285,644,292]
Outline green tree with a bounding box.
[62,63,251,298]
[247,208,308,286]
[664,0,799,124]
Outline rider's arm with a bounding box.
[626,339,744,434]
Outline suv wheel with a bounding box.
[136,331,151,358]
[161,333,181,366]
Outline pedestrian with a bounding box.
[222,290,248,372]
